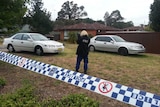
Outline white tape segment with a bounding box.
[0,51,160,107]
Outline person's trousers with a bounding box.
[75,55,88,72]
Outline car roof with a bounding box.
[15,33,41,35]
[95,35,118,38]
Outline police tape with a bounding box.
[0,51,160,107]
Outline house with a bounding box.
[53,23,160,54]
[53,22,121,40]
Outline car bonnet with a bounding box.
[35,40,63,45]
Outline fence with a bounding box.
[99,31,160,54]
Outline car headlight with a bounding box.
[44,45,56,47]
[129,45,144,49]
[57,45,63,47]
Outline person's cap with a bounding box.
[80,30,88,36]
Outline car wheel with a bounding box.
[8,45,15,52]
[118,48,128,56]
[89,45,95,52]
[35,46,43,56]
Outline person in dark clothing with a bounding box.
[75,30,90,74]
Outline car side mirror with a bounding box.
[27,38,33,41]
[110,40,114,43]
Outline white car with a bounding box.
[89,35,145,56]
[3,33,64,55]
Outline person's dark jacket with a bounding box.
[76,35,90,57]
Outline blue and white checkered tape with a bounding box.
[0,51,160,107]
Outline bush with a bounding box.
[0,84,39,107]
[0,38,3,45]
[88,34,94,38]
[68,31,78,44]
[41,94,99,107]
[0,78,6,87]
[59,94,99,107]
[0,83,99,107]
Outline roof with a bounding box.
[54,22,121,31]
[123,26,144,31]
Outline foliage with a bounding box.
[149,0,160,32]
[54,19,76,27]
[41,94,99,107]
[59,94,99,107]
[68,31,78,43]
[23,0,53,34]
[0,84,39,107]
[0,0,29,33]
[0,38,3,45]
[67,31,93,44]
[54,18,103,29]
[144,25,154,31]
[112,21,134,29]
[88,34,94,38]
[57,1,87,20]
[54,18,84,27]
[96,20,105,25]
[0,78,6,87]
[103,10,134,28]
[0,83,99,107]
[104,10,124,26]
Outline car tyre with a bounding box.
[8,44,15,52]
[35,46,43,56]
[89,45,95,52]
[118,48,128,56]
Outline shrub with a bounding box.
[58,94,99,107]
[0,38,3,45]
[88,34,94,38]
[0,84,39,107]
[68,31,78,44]
[0,80,99,107]
[0,78,6,88]
[41,93,99,107]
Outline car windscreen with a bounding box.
[30,34,49,41]
[112,36,126,42]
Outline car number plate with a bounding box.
[58,48,62,51]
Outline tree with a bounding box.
[57,1,87,20]
[76,18,95,24]
[149,0,160,32]
[104,12,110,26]
[104,10,124,26]
[0,0,28,33]
[103,10,134,28]
[112,21,134,29]
[24,0,53,34]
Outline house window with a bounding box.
[64,31,69,40]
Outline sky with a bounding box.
[42,0,154,26]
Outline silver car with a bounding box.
[89,35,145,56]
[3,33,64,55]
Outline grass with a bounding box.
[0,42,160,107]
[0,38,3,45]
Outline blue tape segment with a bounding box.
[0,51,160,107]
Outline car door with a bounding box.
[103,37,117,52]
[94,37,108,51]
[20,34,34,52]
[11,34,23,51]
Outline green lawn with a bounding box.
[0,42,160,107]
[0,38,3,45]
